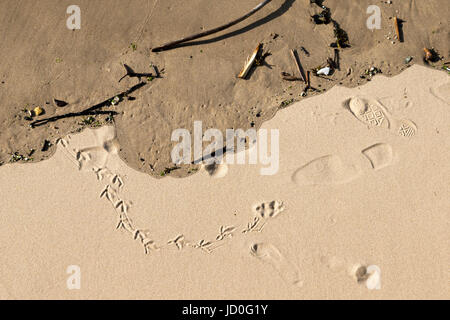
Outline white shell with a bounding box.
[317,67,331,76]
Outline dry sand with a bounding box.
[0,65,448,299]
[0,0,449,178]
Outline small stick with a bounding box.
[152,65,160,78]
[281,72,302,81]
[238,43,262,79]
[393,17,402,42]
[290,49,306,82]
[152,0,273,52]
[300,46,310,57]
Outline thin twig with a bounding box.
[290,49,306,82]
[151,0,273,52]
[281,72,302,81]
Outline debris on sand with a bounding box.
[290,49,306,82]
[310,1,331,25]
[364,67,382,78]
[280,99,295,108]
[111,96,120,106]
[54,99,68,107]
[281,72,302,81]
[423,47,440,63]
[160,166,180,176]
[27,106,44,117]
[331,20,350,48]
[238,43,262,79]
[9,152,33,163]
[41,140,52,152]
[393,17,402,42]
[300,46,310,57]
[317,66,331,76]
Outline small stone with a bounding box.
[405,56,413,64]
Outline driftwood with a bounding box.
[151,0,273,52]
[290,49,306,82]
[393,17,402,42]
[238,44,262,79]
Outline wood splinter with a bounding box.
[290,49,306,82]
[238,43,262,79]
[393,17,402,42]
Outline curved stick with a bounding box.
[151,0,273,52]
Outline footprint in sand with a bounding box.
[430,82,450,105]
[292,143,394,185]
[74,126,119,171]
[362,143,393,171]
[344,96,418,138]
[250,242,303,287]
[292,155,362,185]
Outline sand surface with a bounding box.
[0,65,448,299]
[0,0,448,178]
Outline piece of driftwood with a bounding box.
[238,44,262,79]
[290,49,306,82]
[393,17,402,42]
[151,0,273,52]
